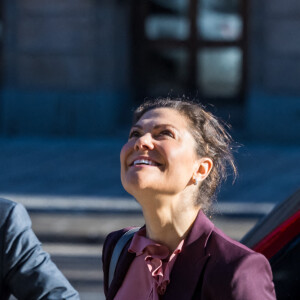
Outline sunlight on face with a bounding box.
[120,108,200,200]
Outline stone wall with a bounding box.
[247,0,300,141]
[1,0,131,136]
[2,0,300,141]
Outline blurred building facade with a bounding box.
[0,0,299,141]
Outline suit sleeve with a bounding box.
[2,203,80,300]
[231,252,276,300]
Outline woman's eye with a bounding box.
[129,130,141,138]
[159,130,174,138]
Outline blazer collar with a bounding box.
[107,211,214,300]
[183,209,214,249]
[163,210,214,300]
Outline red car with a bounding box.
[241,189,300,299]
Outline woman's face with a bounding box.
[120,108,201,199]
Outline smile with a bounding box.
[131,159,161,167]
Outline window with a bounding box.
[131,0,248,104]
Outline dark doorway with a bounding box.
[131,0,248,106]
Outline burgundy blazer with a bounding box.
[102,211,276,300]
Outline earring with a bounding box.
[193,177,199,185]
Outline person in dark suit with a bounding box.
[0,197,79,300]
[102,98,276,299]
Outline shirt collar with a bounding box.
[129,209,214,256]
[128,227,184,259]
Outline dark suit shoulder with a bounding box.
[0,198,17,217]
[0,199,32,233]
[0,198,80,299]
[0,198,18,227]
[0,198,16,208]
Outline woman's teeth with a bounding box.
[133,159,158,166]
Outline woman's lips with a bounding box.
[133,159,159,166]
[129,157,161,167]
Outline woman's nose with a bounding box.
[134,133,154,151]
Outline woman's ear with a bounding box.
[194,157,213,182]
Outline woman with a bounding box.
[102,98,276,300]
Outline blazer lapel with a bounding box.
[107,211,214,300]
[163,250,210,300]
[163,211,214,300]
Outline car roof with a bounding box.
[241,189,300,249]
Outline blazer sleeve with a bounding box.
[230,252,276,300]
[2,202,80,300]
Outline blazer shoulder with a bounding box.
[102,227,137,296]
[0,197,17,215]
[103,228,134,259]
[209,225,256,261]
[0,198,26,229]
[205,226,263,282]
[1,199,31,231]
[203,226,276,299]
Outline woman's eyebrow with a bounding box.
[131,124,178,130]
[131,125,142,129]
[153,124,178,130]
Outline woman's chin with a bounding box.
[123,182,157,198]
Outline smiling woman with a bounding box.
[121,107,208,207]
[102,98,276,300]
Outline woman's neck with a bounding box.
[139,194,200,252]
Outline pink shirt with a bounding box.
[114,227,184,300]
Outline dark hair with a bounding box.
[133,98,237,212]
